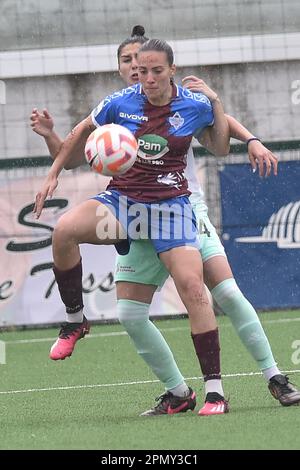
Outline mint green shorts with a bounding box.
[114,199,226,287]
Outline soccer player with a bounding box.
[33,35,232,416]
[31,27,300,415]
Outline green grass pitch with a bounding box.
[1,310,300,450]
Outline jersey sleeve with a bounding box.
[90,96,116,127]
[198,94,214,127]
[193,94,214,138]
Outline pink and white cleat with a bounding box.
[198,392,229,416]
[49,316,90,360]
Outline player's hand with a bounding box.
[182,75,218,102]
[33,173,58,218]
[248,140,278,177]
[30,108,54,137]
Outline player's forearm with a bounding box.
[208,98,230,156]
[226,114,254,142]
[45,131,86,169]
[49,118,93,176]
[44,131,63,160]
[64,152,86,170]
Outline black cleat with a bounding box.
[140,387,196,416]
[268,374,300,406]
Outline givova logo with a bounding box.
[119,112,148,121]
[235,201,300,249]
[138,134,169,160]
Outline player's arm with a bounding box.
[183,76,230,156]
[34,116,95,218]
[200,96,230,156]
[182,76,278,176]
[30,108,63,157]
[225,114,278,176]
[30,108,87,170]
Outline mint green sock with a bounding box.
[117,299,185,390]
[211,279,277,370]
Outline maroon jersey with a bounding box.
[91,83,214,202]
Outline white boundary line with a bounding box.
[1,369,300,396]
[5,330,129,344]
[5,316,300,345]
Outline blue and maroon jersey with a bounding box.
[91,83,214,202]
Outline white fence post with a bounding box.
[0,340,6,364]
[0,80,6,104]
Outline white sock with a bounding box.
[205,379,224,397]
[66,310,83,323]
[262,365,281,381]
[169,382,190,397]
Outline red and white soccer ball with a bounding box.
[85,124,138,176]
